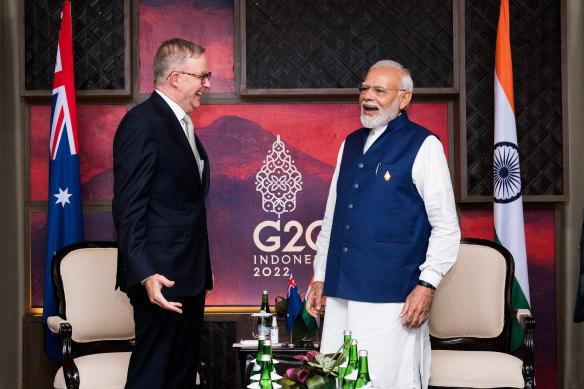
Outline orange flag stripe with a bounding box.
[495,0,515,113]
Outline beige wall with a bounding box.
[559,0,584,388]
[0,0,24,387]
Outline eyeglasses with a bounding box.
[358,83,405,96]
[166,71,212,83]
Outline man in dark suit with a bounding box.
[113,38,213,388]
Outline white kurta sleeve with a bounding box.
[412,136,461,288]
[313,141,345,282]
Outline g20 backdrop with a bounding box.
[30,102,448,307]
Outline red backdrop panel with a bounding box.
[29,102,448,308]
[139,0,235,94]
[190,103,448,305]
[30,104,126,201]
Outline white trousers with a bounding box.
[319,297,431,389]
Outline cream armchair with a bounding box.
[47,242,135,389]
[428,238,535,389]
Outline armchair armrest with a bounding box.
[513,309,535,389]
[47,316,69,334]
[515,309,532,326]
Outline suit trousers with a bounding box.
[125,292,206,389]
[320,297,430,389]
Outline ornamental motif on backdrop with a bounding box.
[255,135,303,218]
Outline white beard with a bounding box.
[360,98,401,128]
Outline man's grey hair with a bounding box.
[370,60,414,92]
[153,38,205,85]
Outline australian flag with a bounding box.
[42,1,84,361]
[286,273,303,331]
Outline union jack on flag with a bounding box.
[286,273,303,331]
[42,1,84,361]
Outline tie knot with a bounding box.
[183,114,193,127]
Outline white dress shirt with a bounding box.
[313,122,460,288]
[155,89,205,174]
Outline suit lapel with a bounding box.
[149,92,204,188]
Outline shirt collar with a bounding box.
[155,89,187,123]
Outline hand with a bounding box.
[206,274,215,298]
[305,281,325,318]
[399,285,435,328]
[144,274,183,314]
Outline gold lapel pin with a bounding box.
[384,171,391,181]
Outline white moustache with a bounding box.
[361,102,380,110]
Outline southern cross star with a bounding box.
[54,187,73,208]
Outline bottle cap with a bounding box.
[358,350,368,357]
[261,354,272,361]
[262,290,268,294]
[344,330,352,335]
[350,339,358,345]
[258,334,266,340]
[264,340,272,346]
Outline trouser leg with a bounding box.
[125,292,205,389]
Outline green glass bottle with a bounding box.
[342,339,359,389]
[256,334,266,365]
[337,330,352,388]
[258,354,273,389]
[250,334,266,383]
[354,350,371,388]
[262,339,274,374]
[258,290,272,337]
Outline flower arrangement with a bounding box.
[279,341,349,389]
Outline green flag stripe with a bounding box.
[495,232,530,351]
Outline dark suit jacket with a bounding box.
[113,91,213,298]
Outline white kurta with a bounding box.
[314,120,460,389]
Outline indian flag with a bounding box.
[493,0,530,352]
[301,276,320,333]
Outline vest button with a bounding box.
[358,163,364,168]
[345,225,350,230]
[342,247,348,253]
[353,183,359,189]
[347,204,353,209]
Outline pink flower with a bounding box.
[285,368,310,383]
[306,350,319,363]
[294,350,319,363]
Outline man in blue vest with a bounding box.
[306,60,460,389]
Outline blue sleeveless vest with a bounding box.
[323,112,435,302]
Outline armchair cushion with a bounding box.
[429,349,524,388]
[59,247,134,343]
[53,352,131,389]
[429,243,507,339]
